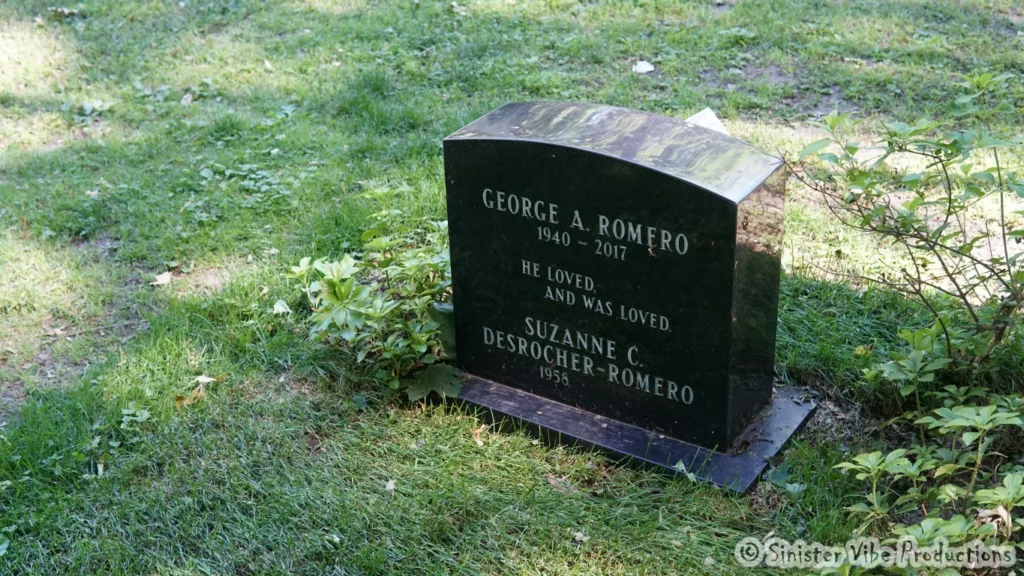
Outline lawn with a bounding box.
[1,0,1023,573]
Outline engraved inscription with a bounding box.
[481,186,690,403]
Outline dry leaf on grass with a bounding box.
[472,424,487,446]
[174,387,206,409]
[545,474,572,493]
[977,506,1012,536]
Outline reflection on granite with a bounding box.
[447,101,782,203]
[728,168,786,442]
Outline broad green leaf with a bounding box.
[924,358,952,371]
[971,171,996,184]
[403,364,461,402]
[767,464,792,487]
[798,138,832,160]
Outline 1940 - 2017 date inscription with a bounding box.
[482,187,689,260]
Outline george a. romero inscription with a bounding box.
[443,102,785,449]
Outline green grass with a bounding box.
[1,0,1023,573]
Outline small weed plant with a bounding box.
[289,184,456,401]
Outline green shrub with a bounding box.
[289,185,457,401]
[797,73,1024,575]
[797,73,1023,381]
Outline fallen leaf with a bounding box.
[545,473,571,493]
[272,299,291,315]
[632,60,655,74]
[174,387,206,409]
[385,479,396,492]
[977,506,1012,536]
[149,271,173,286]
[472,424,487,446]
[264,59,274,72]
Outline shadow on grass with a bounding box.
[777,274,1024,416]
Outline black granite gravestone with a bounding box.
[443,102,813,492]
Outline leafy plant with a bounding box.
[831,395,1023,574]
[795,73,1023,378]
[290,184,456,401]
[835,449,921,534]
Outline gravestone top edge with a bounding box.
[445,101,782,203]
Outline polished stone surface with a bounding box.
[444,102,786,450]
[457,377,815,493]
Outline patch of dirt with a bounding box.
[71,235,119,257]
[742,63,795,87]
[803,390,873,448]
[176,264,232,293]
[0,383,26,417]
[33,127,89,154]
[747,479,786,516]
[699,68,734,92]
[288,377,318,397]
[794,85,855,118]
[305,433,325,455]
[174,260,253,296]
[0,236,150,416]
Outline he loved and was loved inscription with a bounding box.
[443,102,813,490]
